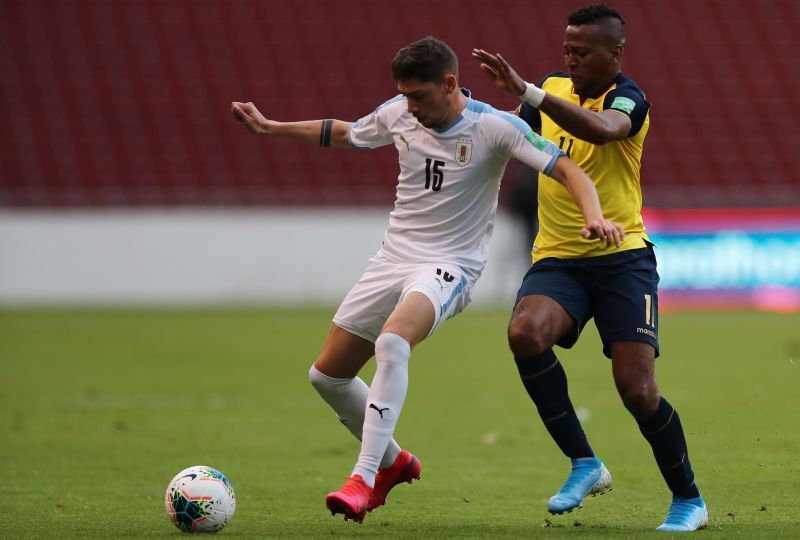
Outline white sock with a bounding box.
[352,333,411,487]
[308,365,401,469]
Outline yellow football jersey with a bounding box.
[520,73,651,261]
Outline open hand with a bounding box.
[231,101,272,135]
[581,219,625,248]
[472,49,527,96]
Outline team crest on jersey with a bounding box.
[455,138,472,166]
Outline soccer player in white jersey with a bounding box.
[232,36,624,524]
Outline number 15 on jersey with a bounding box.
[424,158,445,191]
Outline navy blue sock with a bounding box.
[514,350,594,459]
[638,397,701,499]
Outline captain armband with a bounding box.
[319,119,334,147]
[520,82,546,108]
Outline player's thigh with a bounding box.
[590,247,660,359]
[509,295,575,351]
[611,341,659,420]
[385,263,472,344]
[511,261,591,350]
[332,256,404,345]
[381,292,436,348]
[611,342,657,391]
[315,323,376,378]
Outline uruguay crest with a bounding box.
[455,138,472,166]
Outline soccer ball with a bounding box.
[165,465,236,533]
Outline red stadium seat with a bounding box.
[1,0,797,208]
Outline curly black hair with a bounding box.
[568,4,625,26]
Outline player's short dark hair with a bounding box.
[391,36,458,83]
[567,4,625,44]
[568,4,625,26]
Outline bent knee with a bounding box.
[309,363,326,388]
[507,319,554,358]
[507,297,573,358]
[620,386,660,420]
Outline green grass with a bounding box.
[2,308,799,538]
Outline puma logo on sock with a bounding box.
[369,403,390,418]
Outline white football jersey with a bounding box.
[348,91,564,277]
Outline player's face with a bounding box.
[397,78,451,129]
[563,24,621,97]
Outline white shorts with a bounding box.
[333,255,475,343]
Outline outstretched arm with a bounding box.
[231,101,351,147]
[472,49,631,145]
[548,156,624,247]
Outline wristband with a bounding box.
[520,82,546,108]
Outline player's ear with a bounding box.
[443,74,458,94]
[610,42,624,62]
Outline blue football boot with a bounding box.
[547,456,612,514]
[656,496,708,532]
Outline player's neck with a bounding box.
[577,72,621,100]
[441,89,468,127]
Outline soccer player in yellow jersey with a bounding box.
[474,4,707,532]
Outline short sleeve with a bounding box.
[603,85,651,137]
[348,96,404,149]
[489,111,564,176]
[519,102,542,131]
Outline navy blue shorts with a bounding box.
[515,245,660,359]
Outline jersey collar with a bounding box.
[575,73,623,104]
[433,88,472,133]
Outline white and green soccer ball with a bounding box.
[165,465,236,533]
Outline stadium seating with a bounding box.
[1,0,797,208]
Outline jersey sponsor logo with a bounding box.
[610,96,636,114]
[398,133,414,151]
[455,138,472,166]
[525,131,550,151]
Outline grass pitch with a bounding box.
[2,307,799,538]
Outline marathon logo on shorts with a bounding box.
[636,327,657,338]
[455,138,472,166]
